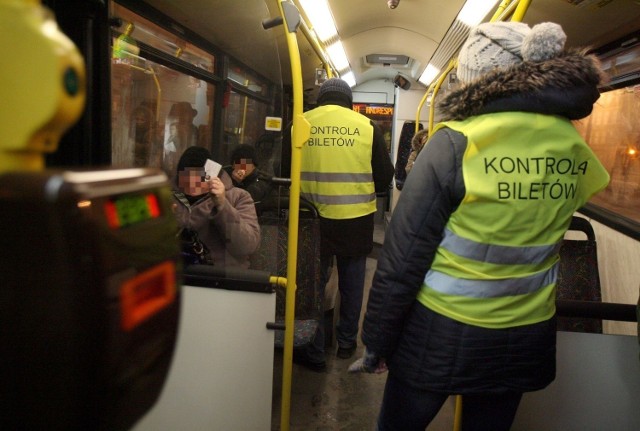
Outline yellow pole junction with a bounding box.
[276,2,311,430]
[0,0,86,173]
[410,2,531,430]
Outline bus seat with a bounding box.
[556,216,603,333]
[394,121,423,190]
[250,194,323,348]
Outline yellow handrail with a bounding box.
[124,63,162,123]
[298,18,335,78]
[275,2,311,431]
[428,59,456,135]
[511,0,532,22]
[415,84,431,135]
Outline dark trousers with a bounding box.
[377,372,523,431]
[306,253,367,362]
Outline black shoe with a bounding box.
[336,345,356,359]
[292,352,327,372]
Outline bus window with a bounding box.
[110,2,216,182]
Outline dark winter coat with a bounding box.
[281,94,394,256]
[223,165,274,206]
[173,170,261,268]
[361,49,605,394]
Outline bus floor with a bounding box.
[270,223,457,430]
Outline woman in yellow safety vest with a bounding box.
[356,22,610,431]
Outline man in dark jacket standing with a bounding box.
[282,78,394,371]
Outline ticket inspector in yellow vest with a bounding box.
[300,104,376,220]
[417,112,610,329]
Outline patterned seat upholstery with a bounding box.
[556,216,603,333]
[250,195,323,348]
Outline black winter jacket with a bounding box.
[361,49,605,393]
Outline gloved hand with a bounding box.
[348,348,387,374]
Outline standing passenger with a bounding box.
[355,22,610,430]
[282,78,394,371]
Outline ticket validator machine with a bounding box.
[0,2,180,430]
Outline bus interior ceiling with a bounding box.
[143,0,640,95]
[124,0,640,335]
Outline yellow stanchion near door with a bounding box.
[273,2,311,431]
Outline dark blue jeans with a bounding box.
[305,253,367,362]
[377,372,523,431]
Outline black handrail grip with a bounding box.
[267,322,286,331]
[183,264,271,283]
[262,16,283,30]
[556,300,637,322]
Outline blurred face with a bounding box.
[177,167,209,196]
[232,158,255,177]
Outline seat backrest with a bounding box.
[556,216,603,333]
[249,195,322,323]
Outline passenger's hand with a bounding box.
[348,348,387,374]
[208,176,225,209]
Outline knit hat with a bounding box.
[230,144,258,166]
[177,146,211,173]
[457,21,566,84]
[317,78,353,105]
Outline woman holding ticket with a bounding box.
[173,146,261,268]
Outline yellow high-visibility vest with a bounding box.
[418,112,610,328]
[300,105,376,219]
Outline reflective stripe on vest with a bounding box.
[300,105,376,219]
[417,112,610,329]
[425,263,558,298]
[440,228,562,265]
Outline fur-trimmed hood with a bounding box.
[438,48,606,122]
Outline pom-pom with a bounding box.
[522,22,566,62]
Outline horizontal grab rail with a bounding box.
[270,176,292,186]
[556,300,637,323]
[182,265,274,294]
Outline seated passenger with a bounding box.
[223,144,274,210]
[173,146,260,268]
[404,128,429,176]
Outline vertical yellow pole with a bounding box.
[276,2,311,430]
[511,0,532,22]
[415,83,432,135]
[428,60,456,135]
[241,79,250,144]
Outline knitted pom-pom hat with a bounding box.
[457,21,566,84]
